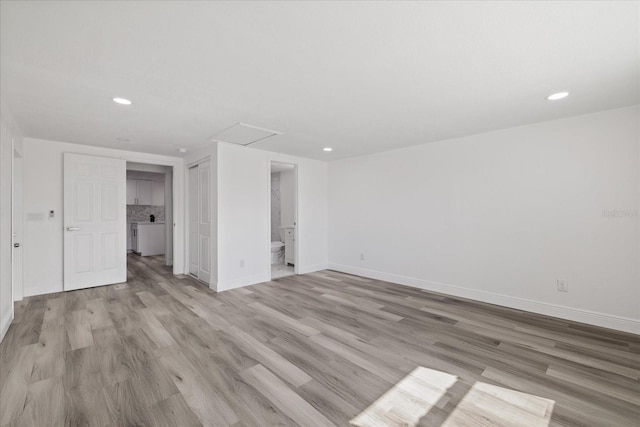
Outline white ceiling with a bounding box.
[1,1,638,161]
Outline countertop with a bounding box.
[128,221,165,225]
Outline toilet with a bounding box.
[271,227,287,265]
[271,241,285,264]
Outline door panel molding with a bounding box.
[64,153,126,291]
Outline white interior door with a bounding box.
[198,160,211,283]
[64,153,126,291]
[188,165,199,276]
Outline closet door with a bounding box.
[197,161,211,283]
[188,165,199,276]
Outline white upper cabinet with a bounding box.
[136,180,152,205]
[127,179,159,205]
[151,181,165,206]
[126,179,137,205]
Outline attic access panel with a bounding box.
[211,122,282,146]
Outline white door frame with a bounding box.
[11,140,23,302]
[268,161,299,279]
[9,137,15,316]
[112,154,184,276]
[164,169,173,266]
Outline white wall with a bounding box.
[216,143,268,290]
[280,169,296,227]
[215,142,328,291]
[329,106,640,333]
[22,138,184,297]
[0,100,23,342]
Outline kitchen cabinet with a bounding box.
[131,223,138,252]
[151,181,164,205]
[130,222,165,256]
[137,180,152,205]
[126,179,137,205]
[126,179,153,205]
[126,223,132,252]
[284,227,295,266]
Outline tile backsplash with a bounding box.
[127,205,165,222]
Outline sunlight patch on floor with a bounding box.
[350,367,457,427]
[350,367,555,427]
[441,382,554,426]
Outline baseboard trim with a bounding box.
[215,273,270,292]
[0,310,13,343]
[297,263,329,275]
[212,264,329,292]
[328,263,640,335]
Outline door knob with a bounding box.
[13,243,20,248]
[66,227,81,231]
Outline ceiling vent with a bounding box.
[210,122,282,146]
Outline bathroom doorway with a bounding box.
[269,161,297,280]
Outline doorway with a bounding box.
[187,159,211,283]
[125,163,173,268]
[61,155,181,292]
[270,161,297,280]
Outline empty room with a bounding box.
[0,1,638,426]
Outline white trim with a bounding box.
[328,263,640,335]
[10,135,15,311]
[216,273,269,292]
[298,263,329,275]
[0,307,12,343]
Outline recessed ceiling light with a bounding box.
[547,92,569,101]
[113,97,132,105]
[323,147,333,152]
[178,148,187,153]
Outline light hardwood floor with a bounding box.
[1,255,638,426]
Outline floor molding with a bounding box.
[0,310,12,343]
[298,263,329,275]
[216,273,270,292]
[328,263,640,335]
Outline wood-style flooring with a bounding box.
[1,255,639,426]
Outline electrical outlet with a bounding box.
[239,259,245,268]
[360,253,365,261]
[557,280,568,292]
